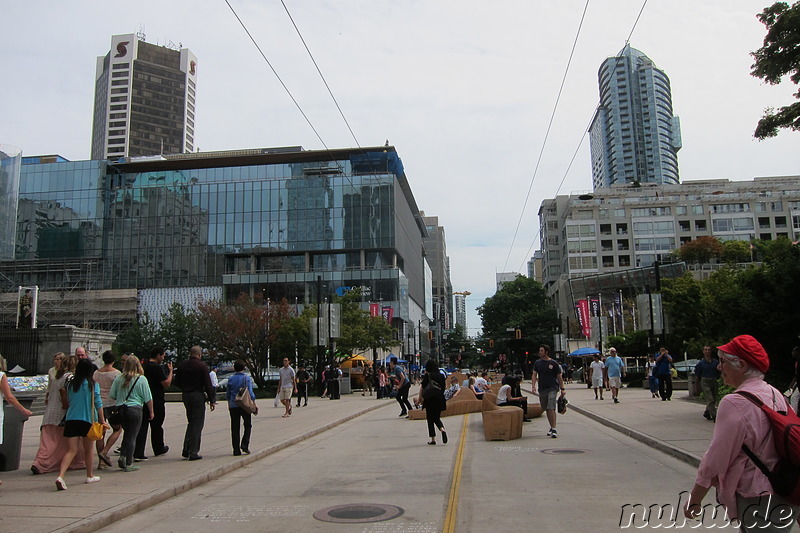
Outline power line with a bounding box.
[502,0,591,272]
[279,0,362,150]
[508,0,650,274]
[224,0,332,152]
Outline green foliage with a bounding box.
[331,289,399,363]
[751,1,800,138]
[606,330,652,358]
[722,240,752,263]
[661,239,800,382]
[158,303,200,361]
[478,275,559,357]
[113,312,160,360]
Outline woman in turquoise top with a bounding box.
[56,358,106,491]
[110,357,153,472]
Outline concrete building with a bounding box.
[91,32,198,160]
[453,292,467,332]
[539,176,800,321]
[0,146,432,359]
[495,272,519,291]
[589,45,681,190]
[420,212,453,359]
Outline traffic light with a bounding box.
[427,330,433,341]
[515,328,522,339]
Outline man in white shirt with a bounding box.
[278,358,297,418]
[589,354,605,400]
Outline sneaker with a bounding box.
[85,476,100,484]
[118,458,126,470]
[242,448,250,455]
[399,412,407,418]
[613,398,619,404]
[122,465,140,472]
[550,429,558,438]
[133,456,148,462]
[546,428,554,437]
[55,476,67,491]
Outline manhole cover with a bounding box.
[541,448,589,455]
[313,503,404,524]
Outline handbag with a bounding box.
[235,376,258,415]
[109,376,140,426]
[87,385,106,441]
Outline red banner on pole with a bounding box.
[370,303,380,317]
[576,299,591,338]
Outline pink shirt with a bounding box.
[695,378,786,517]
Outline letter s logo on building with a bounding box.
[114,41,129,58]
[190,60,197,76]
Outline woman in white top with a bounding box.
[0,361,34,486]
[93,351,121,469]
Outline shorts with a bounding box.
[279,387,293,400]
[63,419,91,438]
[539,389,558,411]
[608,376,622,389]
[592,376,604,388]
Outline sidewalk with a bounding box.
[2,391,397,533]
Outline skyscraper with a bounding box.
[91,33,198,160]
[589,45,681,190]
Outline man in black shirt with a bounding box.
[295,363,311,407]
[174,345,216,461]
[134,347,173,460]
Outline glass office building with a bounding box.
[1,146,430,338]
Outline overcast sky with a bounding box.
[2,1,799,335]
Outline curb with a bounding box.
[53,400,393,533]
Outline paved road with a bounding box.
[0,382,790,532]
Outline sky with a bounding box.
[2,1,799,335]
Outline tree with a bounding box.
[158,302,200,361]
[328,289,398,363]
[477,275,559,368]
[721,240,753,263]
[114,312,161,359]
[751,1,800,138]
[195,294,294,389]
[675,236,724,264]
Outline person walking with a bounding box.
[654,346,673,401]
[418,359,447,445]
[109,357,153,472]
[55,358,107,491]
[390,357,412,417]
[531,345,565,438]
[589,354,605,400]
[134,347,172,461]
[32,354,85,475]
[362,364,373,396]
[684,335,799,529]
[225,360,255,456]
[295,363,310,407]
[93,351,121,470]
[377,366,387,399]
[694,346,721,421]
[604,347,626,403]
[174,346,216,461]
[326,363,341,400]
[278,357,296,417]
[646,355,659,398]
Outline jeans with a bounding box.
[700,377,718,418]
[648,376,659,395]
[296,383,308,406]
[181,391,206,457]
[120,405,143,467]
[658,374,673,400]
[396,381,412,413]
[229,407,252,454]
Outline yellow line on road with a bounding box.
[443,413,469,533]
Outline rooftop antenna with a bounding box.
[136,24,146,42]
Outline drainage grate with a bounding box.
[541,448,589,455]
[313,503,405,524]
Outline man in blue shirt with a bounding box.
[389,357,412,417]
[694,346,721,421]
[604,347,626,404]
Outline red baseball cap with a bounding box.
[717,335,769,373]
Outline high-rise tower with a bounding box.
[589,45,681,189]
[91,33,197,160]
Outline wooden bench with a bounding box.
[407,387,483,420]
[480,392,523,441]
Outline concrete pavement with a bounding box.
[0,381,748,532]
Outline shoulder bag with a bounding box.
[108,376,140,426]
[235,375,258,415]
[87,384,106,441]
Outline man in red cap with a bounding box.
[684,335,798,529]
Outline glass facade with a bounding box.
[3,147,425,328]
[0,145,22,260]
